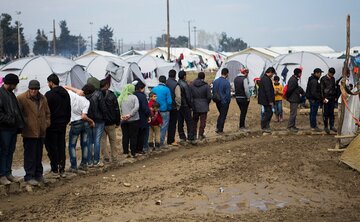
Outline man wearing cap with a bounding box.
[258,67,276,133]
[320,67,337,134]
[17,80,50,186]
[234,68,251,131]
[285,68,305,132]
[306,68,323,131]
[0,74,24,185]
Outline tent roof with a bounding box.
[76,50,118,60]
[229,47,279,60]
[120,49,148,57]
[268,45,335,55]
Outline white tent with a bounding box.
[125,55,180,87]
[271,52,344,89]
[0,56,89,95]
[75,55,145,93]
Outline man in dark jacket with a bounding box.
[0,74,24,185]
[45,74,71,177]
[306,68,323,131]
[166,69,181,146]
[234,68,251,130]
[177,71,195,143]
[100,79,120,162]
[286,68,305,132]
[212,68,231,134]
[134,81,151,154]
[320,67,337,134]
[258,67,276,133]
[190,72,211,140]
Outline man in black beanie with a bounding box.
[0,74,24,185]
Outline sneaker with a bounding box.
[0,176,11,185]
[78,164,88,171]
[87,163,94,168]
[94,162,104,167]
[324,128,331,134]
[262,128,271,133]
[239,127,250,132]
[288,127,298,132]
[47,171,60,179]
[178,139,186,143]
[311,127,322,132]
[59,172,66,178]
[27,179,40,186]
[215,129,224,134]
[188,139,198,145]
[330,127,337,133]
[6,174,19,182]
[168,141,179,146]
[198,135,206,140]
[68,167,78,173]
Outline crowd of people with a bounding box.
[0,66,344,186]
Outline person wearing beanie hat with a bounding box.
[320,67,337,134]
[0,73,24,185]
[17,79,50,186]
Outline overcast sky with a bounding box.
[2,0,360,51]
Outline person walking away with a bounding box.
[83,81,107,167]
[285,68,305,132]
[234,68,251,131]
[17,80,50,186]
[273,76,283,122]
[306,68,323,131]
[151,76,172,147]
[0,74,24,185]
[212,68,231,134]
[45,74,71,178]
[258,67,276,133]
[134,81,151,154]
[166,69,181,146]
[320,67,337,134]
[118,84,140,158]
[148,101,163,150]
[177,71,196,143]
[190,72,211,140]
[100,79,120,163]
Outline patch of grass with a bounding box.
[186,71,216,84]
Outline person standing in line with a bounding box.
[0,74,24,185]
[100,79,120,163]
[273,76,284,122]
[190,72,211,140]
[212,68,231,134]
[320,67,337,134]
[17,80,50,186]
[134,81,151,154]
[286,68,305,132]
[166,69,181,146]
[148,101,163,150]
[151,76,172,147]
[234,68,251,131]
[306,68,323,131]
[118,84,140,158]
[45,74,71,178]
[258,67,276,133]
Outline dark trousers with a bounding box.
[23,138,44,181]
[236,98,250,128]
[178,106,195,140]
[261,105,273,130]
[216,102,230,132]
[309,100,319,128]
[193,112,207,137]
[287,102,298,128]
[121,121,139,156]
[0,129,17,177]
[167,109,179,144]
[45,127,66,173]
[136,127,147,153]
[323,99,335,128]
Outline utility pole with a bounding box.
[150,36,153,49]
[16,11,21,58]
[0,20,3,57]
[90,22,93,51]
[118,39,120,55]
[193,26,197,49]
[77,35,80,56]
[120,38,123,54]
[187,20,191,49]
[166,0,170,61]
[52,19,56,55]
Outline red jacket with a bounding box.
[148,100,162,126]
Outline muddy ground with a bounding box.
[1,98,360,221]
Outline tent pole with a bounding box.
[336,15,351,149]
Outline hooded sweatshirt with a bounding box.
[190,78,212,113]
[45,86,71,129]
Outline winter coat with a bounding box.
[45,86,71,129]
[305,75,321,102]
[258,74,275,106]
[286,75,305,103]
[212,76,231,104]
[151,83,172,112]
[149,109,163,126]
[178,79,193,108]
[234,74,250,99]
[102,89,120,126]
[166,78,181,110]
[17,91,50,138]
[134,91,151,128]
[190,78,211,113]
[0,85,24,131]
[85,89,107,123]
[320,75,336,100]
[118,94,139,123]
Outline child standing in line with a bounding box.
[273,76,284,122]
[148,99,163,150]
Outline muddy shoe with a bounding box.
[330,127,337,133]
[198,135,206,140]
[27,179,39,186]
[324,128,331,134]
[311,127,322,132]
[47,171,60,179]
[6,174,19,182]
[0,176,11,185]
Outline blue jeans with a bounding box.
[0,129,17,176]
[68,120,90,169]
[309,100,319,128]
[143,126,150,151]
[160,111,170,145]
[88,121,105,165]
[274,100,283,118]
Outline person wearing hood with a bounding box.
[45,74,71,178]
[190,72,211,140]
[305,68,323,131]
[234,68,251,131]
